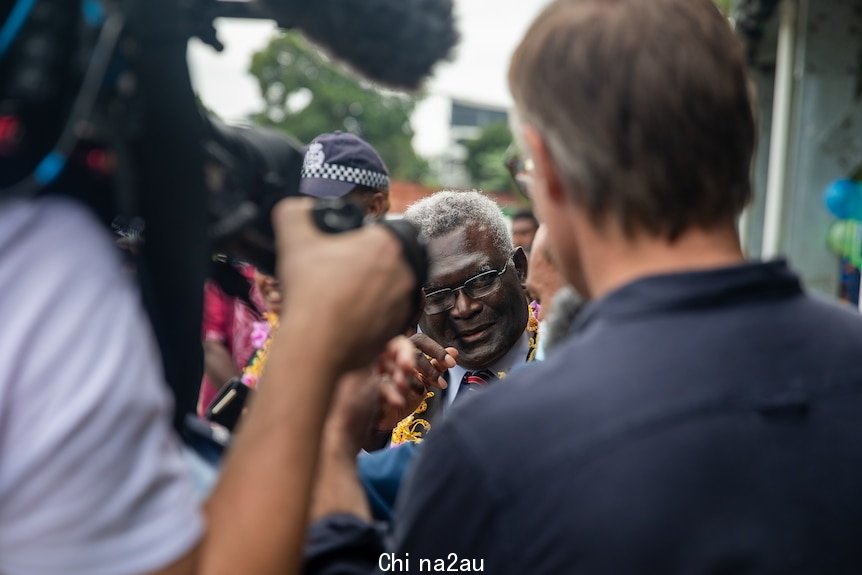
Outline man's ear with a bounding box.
[369,191,390,219]
[512,246,528,284]
[523,126,566,205]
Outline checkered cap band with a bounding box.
[301,161,389,191]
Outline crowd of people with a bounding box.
[4,0,862,573]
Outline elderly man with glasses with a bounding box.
[387,190,537,444]
[334,190,537,521]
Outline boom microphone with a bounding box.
[261,0,459,90]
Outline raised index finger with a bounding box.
[410,333,457,369]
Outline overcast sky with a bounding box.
[187,0,554,155]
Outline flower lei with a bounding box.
[241,312,279,388]
[391,304,540,445]
[390,391,434,445]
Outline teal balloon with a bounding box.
[825,179,862,220]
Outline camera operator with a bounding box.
[0,195,417,575]
[0,0,457,571]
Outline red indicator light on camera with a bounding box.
[0,115,22,155]
[84,149,115,176]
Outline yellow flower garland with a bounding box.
[390,391,435,445]
[240,312,279,388]
[391,305,539,445]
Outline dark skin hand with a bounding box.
[311,337,417,522]
[374,333,456,433]
[411,333,457,389]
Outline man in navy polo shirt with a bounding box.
[303,0,862,573]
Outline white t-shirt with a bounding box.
[0,198,203,575]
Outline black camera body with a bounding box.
[0,0,307,268]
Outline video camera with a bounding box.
[0,0,455,428]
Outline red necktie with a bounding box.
[454,369,496,404]
[463,369,495,387]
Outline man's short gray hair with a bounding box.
[404,190,513,259]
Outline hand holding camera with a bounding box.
[271,198,422,374]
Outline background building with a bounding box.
[413,95,510,189]
[737,0,862,301]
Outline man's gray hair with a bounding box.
[404,190,513,258]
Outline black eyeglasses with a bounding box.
[422,260,511,314]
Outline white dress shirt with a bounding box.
[445,328,533,406]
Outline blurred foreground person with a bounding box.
[0,196,416,575]
[304,0,862,573]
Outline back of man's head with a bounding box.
[509,0,754,240]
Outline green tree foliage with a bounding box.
[249,33,429,181]
[463,122,515,192]
[713,0,732,15]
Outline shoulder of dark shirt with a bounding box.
[429,289,862,501]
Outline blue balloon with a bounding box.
[825,179,862,220]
